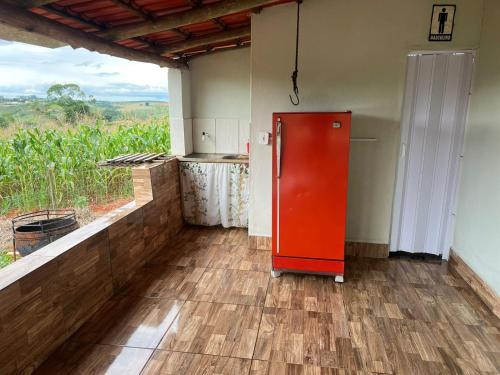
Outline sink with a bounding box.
[223,154,249,160]
[181,153,249,162]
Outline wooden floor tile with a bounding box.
[250,360,375,375]
[119,264,205,300]
[142,350,251,374]
[34,227,500,375]
[189,268,269,306]
[34,342,152,375]
[208,244,271,272]
[265,273,344,314]
[70,296,183,348]
[149,241,218,268]
[158,301,262,359]
[254,307,350,368]
[177,226,247,247]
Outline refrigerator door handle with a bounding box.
[276,118,282,178]
[276,117,282,254]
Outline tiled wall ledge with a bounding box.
[0,159,183,374]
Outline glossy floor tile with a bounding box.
[265,273,344,314]
[254,307,350,368]
[142,350,251,374]
[189,268,270,306]
[250,360,375,375]
[35,342,153,375]
[158,301,262,358]
[149,241,219,268]
[208,244,271,272]
[70,296,183,348]
[119,264,205,299]
[35,227,500,375]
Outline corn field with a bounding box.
[0,121,170,215]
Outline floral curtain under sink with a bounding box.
[179,162,249,228]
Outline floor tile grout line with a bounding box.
[88,343,397,375]
[138,297,188,375]
[183,264,212,302]
[149,262,271,273]
[153,299,187,347]
[248,270,272,367]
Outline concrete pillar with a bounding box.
[168,68,192,156]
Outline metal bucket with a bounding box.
[12,210,79,257]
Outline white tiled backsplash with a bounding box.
[193,118,250,154]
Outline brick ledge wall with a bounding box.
[0,159,183,374]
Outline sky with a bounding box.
[0,40,169,102]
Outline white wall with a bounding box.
[453,0,500,294]
[250,0,484,239]
[168,68,193,155]
[189,48,251,154]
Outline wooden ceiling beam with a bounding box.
[185,0,202,8]
[212,18,227,31]
[39,4,164,55]
[108,0,150,20]
[0,2,186,69]
[13,0,57,7]
[97,0,276,40]
[159,26,250,55]
[171,28,191,40]
[42,4,106,31]
[185,42,250,61]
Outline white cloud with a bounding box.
[0,40,169,101]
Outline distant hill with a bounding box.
[0,99,169,137]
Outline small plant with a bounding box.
[0,250,13,269]
[73,195,89,208]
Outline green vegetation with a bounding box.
[0,250,13,268]
[0,84,171,215]
[0,122,170,215]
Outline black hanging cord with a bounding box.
[289,0,302,106]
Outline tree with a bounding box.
[45,84,95,124]
[0,113,14,129]
[0,115,9,129]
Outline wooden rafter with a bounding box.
[212,18,227,31]
[97,0,277,40]
[185,42,250,61]
[185,0,202,8]
[42,4,105,31]
[0,2,186,69]
[39,3,164,55]
[108,0,150,20]
[14,0,57,7]
[159,26,250,55]
[171,28,191,40]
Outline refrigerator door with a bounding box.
[273,112,351,261]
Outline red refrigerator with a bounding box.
[272,112,351,282]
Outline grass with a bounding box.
[0,250,13,269]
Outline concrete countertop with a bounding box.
[177,153,249,164]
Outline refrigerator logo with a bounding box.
[332,121,342,129]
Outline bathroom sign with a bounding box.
[429,5,456,41]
